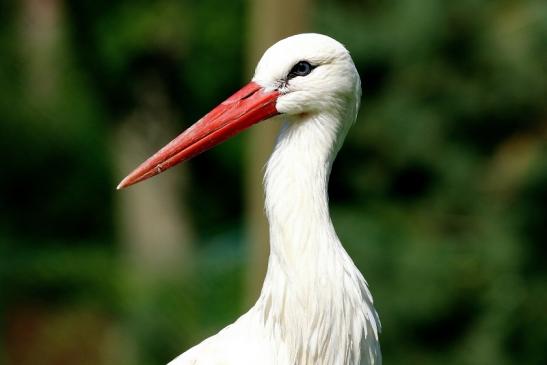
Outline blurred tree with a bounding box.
[19,0,62,105]
[244,0,314,306]
[110,2,195,279]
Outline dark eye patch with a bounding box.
[287,61,315,79]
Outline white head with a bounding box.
[254,33,361,115]
[255,33,361,125]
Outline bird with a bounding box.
[118,33,381,365]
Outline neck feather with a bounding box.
[253,113,381,365]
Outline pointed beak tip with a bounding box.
[116,178,131,190]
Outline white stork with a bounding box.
[118,33,381,365]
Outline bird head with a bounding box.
[254,33,361,119]
[117,33,360,189]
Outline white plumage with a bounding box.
[167,34,381,365]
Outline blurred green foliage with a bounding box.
[1,1,546,365]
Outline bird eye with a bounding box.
[288,61,314,79]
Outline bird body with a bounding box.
[118,34,381,365]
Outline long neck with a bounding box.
[265,113,339,272]
[254,113,381,365]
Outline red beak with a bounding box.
[117,81,280,189]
